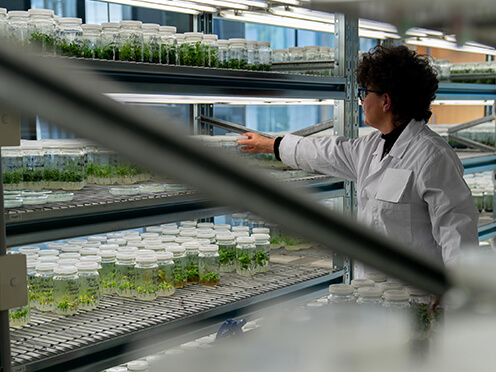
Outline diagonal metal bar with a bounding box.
[449,134,495,152]
[447,114,495,134]
[198,115,276,138]
[0,42,449,297]
[291,119,334,137]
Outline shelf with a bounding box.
[271,60,335,72]
[458,151,496,174]
[449,73,496,82]
[61,57,347,100]
[10,264,344,372]
[5,175,344,247]
[436,82,496,100]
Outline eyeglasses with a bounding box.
[358,88,384,102]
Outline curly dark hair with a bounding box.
[356,45,438,125]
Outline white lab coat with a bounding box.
[279,119,479,278]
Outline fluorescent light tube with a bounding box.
[101,0,201,14]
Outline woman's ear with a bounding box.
[383,93,392,112]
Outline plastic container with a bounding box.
[115,252,137,297]
[100,22,119,60]
[364,272,388,283]
[378,281,402,293]
[168,246,187,288]
[252,234,270,273]
[88,148,117,185]
[382,290,411,323]
[110,186,140,196]
[8,11,29,44]
[203,34,218,67]
[272,49,288,63]
[356,286,383,306]
[57,17,83,57]
[2,146,23,191]
[473,191,484,212]
[236,237,256,276]
[183,241,200,284]
[483,188,493,212]
[22,141,45,190]
[288,47,304,62]
[246,40,258,70]
[76,262,100,310]
[34,262,57,312]
[27,260,37,306]
[127,360,149,372]
[98,250,117,294]
[350,278,375,297]
[328,284,355,303]
[143,23,160,63]
[257,41,271,71]
[53,265,79,316]
[9,302,30,327]
[135,255,158,301]
[304,45,320,61]
[19,246,40,256]
[155,251,175,296]
[199,245,220,286]
[216,234,236,273]
[405,286,431,340]
[228,38,247,69]
[217,39,229,68]
[81,24,101,59]
[181,32,204,66]
[159,25,176,65]
[119,20,143,62]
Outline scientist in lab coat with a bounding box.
[237,45,479,278]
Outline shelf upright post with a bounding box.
[197,13,214,135]
[333,13,359,284]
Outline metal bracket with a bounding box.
[0,106,20,146]
[0,255,27,311]
[447,112,496,151]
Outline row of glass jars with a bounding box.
[273,46,334,62]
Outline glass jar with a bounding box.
[42,144,61,189]
[473,191,484,212]
[356,286,383,306]
[119,20,143,62]
[257,41,271,71]
[217,39,229,68]
[155,251,175,296]
[378,281,402,293]
[216,234,236,273]
[199,245,220,286]
[0,8,7,38]
[168,246,187,288]
[383,290,411,322]
[143,23,160,63]
[98,250,116,294]
[180,220,197,228]
[364,272,388,284]
[159,25,176,65]
[236,237,256,276]
[27,260,37,306]
[328,284,355,304]
[34,262,57,311]
[405,286,431,340]
[319,46,334,60]
[182,31,204,66]
[246,40,258,70]
[2,146,23,190]
[61,245,81,254]
[249,215,265,231]
[19,245,40,256]
[203,34,218,67]
[89,148,117,185]
[484,188,493,212]
[22,141,45,190]
[350,278,375,297]
[214,224,231,232]
[8,10,29,45]
[59,143,86,190]
[184,241,200,284]
[175,33,185,65]
[228,38,247,69]
[76,262,100,310]
[57,17,83,57]
[304,46,320,61]
[115,252,137,297]
[252,234,270,273]
[134,255,158,301]
[9,302,29,327]
[53,265,79,316]
[27,8,55,54]
[127,360,149,372]
[81,24,101,59]
[100,22,119,60]
[288,47,304,62]
[272,49,288,63]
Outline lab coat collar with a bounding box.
[388,119,425,159]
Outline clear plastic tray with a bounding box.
[22,195,48,205]
[4,199,23,208]
[139,184,166,193]
[47,192,74,203]
[109,186,140,196]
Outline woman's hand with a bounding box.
[237,133,276,154]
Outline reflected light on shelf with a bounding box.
[433,100,495,106]
[406,37,496,56]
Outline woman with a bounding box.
[238,45,479,278]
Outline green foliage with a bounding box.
[98,45,119,61]
[29,32,55,52]
[187,266,199,280]
[174,266,187,283]
[237,253,252,270]
[157,282,173,291]
[137,284,156,294]
[116,166,137,177]
[60,170,83,182]
[161,45,176,65]
[411,303,432,334]
[88,164,115,178]
[102,279,116,288]
[118,276,135,290]
[43,168,61,181]
[228,59,248,70]
[219,247,236,265]
[57,40,82,58]
[78,294,97,305]
[3,170,22,184]
[57,299,78,309]
[256,250,270,267]
[23,169,44,182]
[179,41,205,67]
[119,38,143,62]
[9,306,29,320]
[200,272,219,283]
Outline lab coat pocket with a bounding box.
[375,168,412,203]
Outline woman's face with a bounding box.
[362,88,386,130]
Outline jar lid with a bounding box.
[234,232,250,239]
[8,11,29,17]
[36,262,57,271]
[101,22,119,28]
[98,249,117,258]
[141,232,159,239]
[304,45,321,50]
[180,231,197,237]
[252,228,270,234]
[54,264,77,274]
[116,252,137,260]
[145,243,165,251]
[214,224,231,230]
[119,20,143,27]
[0,8,6,15]
[27,261,37,269]
[48,243,68,249]
[106,367,128,372]
[179,221,197,227]
[289,47,305,52]
[127,360,148,370]
[329,284,354,295]
[232,226,249,232]
[252,234,270,241]
[80,247,99,255]
[378,281,402,292]
[39,256,59,263]
[231,213,248,218]
[357,287,383,298]
[82,24,101,30]
[320,46,332,51]
[143,23,160,30]
[218,40,229,46]
[118,246,139,253]
[107,238,126,246]
[88,235,107,242]
[175,237,194,244]
[197,232,215,239]
[183,241,200,250]
[28,9,54,16]
[19,246,40,254]
[180,341,200,351]
[136,254,157,263]
[82,242,101,248]
[258,41,270,47]
[145,226,163,233]
[123,231,140,236]
[364,272,388,283]
[59,253,81,259]
[228,38,246,43]
[160,25,177,33]
[81,255,102,263]
[162,224,180,229]
[203,34,218,41]
[76,261,98,270]
[237,237,255,244]
[164,242,180,248]
[100,244,120,250]
[125,236,142,242]
[200,244,218,252]
[58,17,82,24]
[57,258,78,266]
[167,246,186,254]
[216,234,234,241]
[155,251,173,260]
[350,278,375,288]
[161,236,177,243]
[67,239,87,245]
[184,31,203,36]
[197,222,214,228]
[383,289,409,301]
[404,286,429,296]
[26,254,39,261]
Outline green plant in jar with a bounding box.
[199,245,220,286]
[169,246,187,289]
[134,255,158,301]
[99,254,116,295]
[34,263,57,312]
[115,252,137,297]
[29,32,55,52]
[184,242,200,284]
[77,262,100,310]
[199,272,219,286]
[9,306,30,327]
[156,252,175,296]
[236,237,256,276]
[217,235,236,273]
[53,266,80,316]
[3,170,23,185]
[56,39,82,57]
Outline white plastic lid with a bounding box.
[200,244,219,252]
[59,253,81,259]
[98,250,117,258]
[82,242,101,248]
[216,234,234,241]
[145,243,166,251]
[214,224,231,230]
[123,231,140,236]
[197,232,215,239]
[39,256,59,263]
[48,242,67,249]
[251,234,270,241]
[28,9,54,16]
[237,237,255,244]
[228,38,246,44]
[197,222,214,228]
[179,221,197,227]
[155,251,173,260]
[19,246,40,255]
[76,261,98,271]
[289,47,305,52]
[218,40,229,46]
[101,22,119,28]
[27,260,37,269]
[0,8,6,15]
[81,246,100,254]
[26,253,39,261]
[142,23,160,30]
[180,341,200,351]
[234,232,250,238]
[357,286,383,298]
[57,258,78,266]
[167,245,186,254]
[232,226,249,232]
[82,24,101,30]
[160,25,177,33]
[106,367,128,372]
[383,290,410,301]
[81,255,102,264]
[364,272,388,283]
[184,31,203,36]
[36,262,57,271]
[145,226,163,233]
[304,45,321,50]
[116,252,137,260]
[88,235,107,242]
[127,360,148,371]
[125,236,142,242]
[61,245,81,253]
[180,230,197,237]
[162,224,180,229]
[8,11,29,18]
[258,41,271,47]
[141,232,159,239]
[118,246,139,253]
[378,281,402,292]
[329,284,354,295]
[58,17,82,24]
[100,244,120,250]
[320,46,332,51]
[68,239,87,245]
[183,241,200,250]
[54,265,77,275]
[252,228,270,234]
[164,243,180,249]
[119,20,143,27]
[135,255,157,263]
[107,238,126,246]
[203,34,218,41]
[138,249,155,254]
[404,286,429,296]
[161,236,177,243]
[175,237,194,244]
[350,278,375,288]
